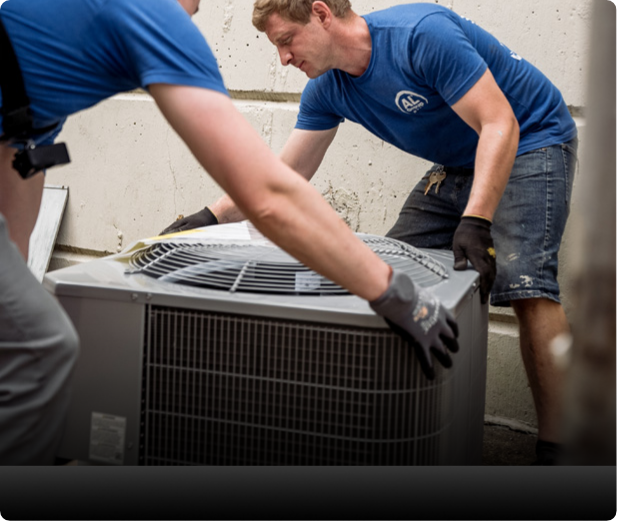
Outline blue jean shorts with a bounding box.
[386,138,578,307]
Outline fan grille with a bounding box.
[127,236,448,295]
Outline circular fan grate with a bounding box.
[126,236,448,296]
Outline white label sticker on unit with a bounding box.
[89,412,126,465]
[295,271,321,292]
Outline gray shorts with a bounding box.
[386,138,578,307]
[0,213,79,464]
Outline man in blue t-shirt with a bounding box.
[167,1,577,465]
[0,0,458,464]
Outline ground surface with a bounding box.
[482,423,537,465]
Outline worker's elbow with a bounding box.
[231,171,307,231]
[487,113,519,143]
[241,194,286,229]
[510,114,520,138]
[510,116,520,149]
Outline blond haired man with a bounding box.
[163,1,578,465]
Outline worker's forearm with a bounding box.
[279,128,337,179]
[152,85,391,301]
[210,128,336,224]
[464,120,519,221]
[209,194,246,223]
[0,144,45,260]
[240,169,392,301]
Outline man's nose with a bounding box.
[278,47,292,66]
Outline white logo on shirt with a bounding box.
[509,50,522,61]
[396,91,428,114]
[500,42,522,61]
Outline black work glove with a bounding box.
[370,269,459,380]
[159,206,218,235]
[452,215,496,305]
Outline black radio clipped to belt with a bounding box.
[0,18,70,179]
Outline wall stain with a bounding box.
[222,1,234,33]
[322,182,361,231]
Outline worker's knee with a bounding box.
[511,297,561,319]
[0,298,79,465]
[1,301,80,393]
[511,298,569,341]
[47,308,80,371]
[25,292,79,362]
[34,296,80,383]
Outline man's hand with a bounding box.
[160,206,218,235]
[369,269,459,380]
[453,215,496,304]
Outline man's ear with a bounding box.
[311,1,332,27]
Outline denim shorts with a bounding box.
[386,138,578,307]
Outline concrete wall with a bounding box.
[45,0,594,431]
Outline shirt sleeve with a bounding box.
[295,78,345,131]
[101,0,229,96]
[410,13,487,106]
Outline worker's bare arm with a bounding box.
[149,83,389,300]
[451,68,520,221]
[280,127,338,178]
[0,144,45,259]
[209,126,338,223]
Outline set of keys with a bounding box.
[424,166,447,195]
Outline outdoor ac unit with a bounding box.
[45,222,487,466]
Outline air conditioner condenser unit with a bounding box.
[45,223,488,465]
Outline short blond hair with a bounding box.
[252,0,352,32]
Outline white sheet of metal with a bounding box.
[28,185,68,282]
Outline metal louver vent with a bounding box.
[127,236,448,296]
[140,307,447,466]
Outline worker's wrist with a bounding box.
[461,214,492,225]
[380,263,394,298]
[367,263,393,303]
[204,206,219,224]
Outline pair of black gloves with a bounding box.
[160,210,495,380]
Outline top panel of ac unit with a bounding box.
[44,222,479,327]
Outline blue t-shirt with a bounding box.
[296,3,577,168]
[0,0,228,144]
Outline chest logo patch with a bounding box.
[395,91,428,114]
